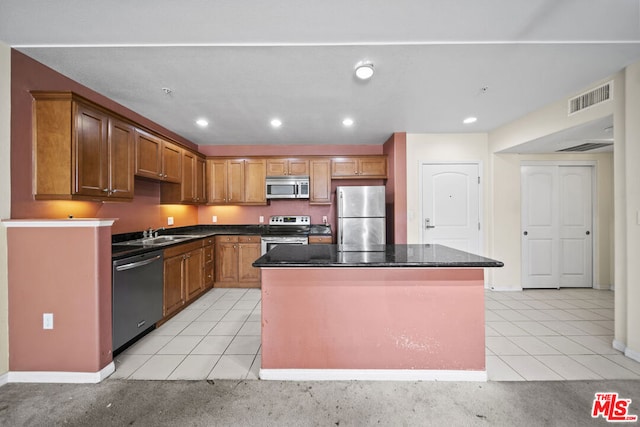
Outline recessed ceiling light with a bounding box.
[270,118,282,128]
[354,61,374,80]
[195,118,209,127]
[463,117,478,124]
[342,118,354,127]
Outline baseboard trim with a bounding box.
[7,362,115,384]
[0,372,8,387]
[613,339,626,353]
[259,368,487,382]
[625,346,640,363]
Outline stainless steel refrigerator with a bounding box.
[337,186,386,250]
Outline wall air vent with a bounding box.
[557,142,613,152]
[568,81,612,115]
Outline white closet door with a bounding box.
[521,165,593,289]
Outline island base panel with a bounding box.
[261,267,485,374]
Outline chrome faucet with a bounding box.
[143,227,165,238]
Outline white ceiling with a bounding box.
[1,0,640,147]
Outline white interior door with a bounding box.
[521,165,593,288]
[421,163,480,254]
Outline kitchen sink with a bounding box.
[113,235,202,247]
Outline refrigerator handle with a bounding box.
[338,190,343,245]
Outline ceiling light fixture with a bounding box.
[270,118,282,128]
[195,118,209,127]
[342,118,354,127]
[463,117,478,124]
[354,61,374,80]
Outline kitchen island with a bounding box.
[253,244,503,381]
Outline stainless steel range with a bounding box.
[260,215,310,255]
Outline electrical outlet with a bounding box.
[167,216,174,226]
[43,313,53,330]
[259,216,264,223]
[322,216,328,224]
[212,216,218,223]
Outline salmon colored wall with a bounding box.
[7,223,113,372]
[383,132,407,244]
[261,267,485,371]
[198,145,384,157]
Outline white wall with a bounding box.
[405,133,489,248]
[0,42,11,377]
[487,74,620,291]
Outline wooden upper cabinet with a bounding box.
[134,128,182,183]
[309,158,331,204]
[244,159,267,204]
[331,156,387,179]
[266,158,309,176]
[207,159,228,204]
[206,158,266,205]
[161,151,207,204]
[31,91,134,201]
[107,118,135,200]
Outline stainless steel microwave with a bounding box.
[265,176,310,199]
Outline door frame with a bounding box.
[419,161,484,254]
[520,160,598,289]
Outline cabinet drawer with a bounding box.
[216,235,239,243]
[239,235,260,243]
[203,237,214,246]
[164,239,203,258]
[309,235,333,244]
[204,246,214,263]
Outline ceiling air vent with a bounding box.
[568,82,612,115]
[557,142,613,152]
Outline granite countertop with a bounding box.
[253,244,504,268]
[111,224,332,260]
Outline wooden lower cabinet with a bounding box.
[163,239,207,318]
[215,235,261,288]
[203,237,215,289]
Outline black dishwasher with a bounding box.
[112,250,164,352]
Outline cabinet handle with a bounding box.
[158,173,163,177]
[164,174,168,178]
[102,188,109,192]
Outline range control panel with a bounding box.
[269,215,311,225]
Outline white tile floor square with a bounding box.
[113,287,640,381]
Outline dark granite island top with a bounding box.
[253,244,504,268]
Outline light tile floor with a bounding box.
[113,287,640,381]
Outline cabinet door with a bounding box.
[310,158,331,204]
[227,160,245,203]
[359,157,388,178]
[288,159,309,176]
[108,118,135,199]
[185,248,204,301]
[135,129,163,179]
[215,237,238,282]
[331,158,359,178]
[244,159,266,204]
[162,140,182,183]
[238,242,261,283]
[181,150,196,202]
[74,103,109,197]
[266,159,288,176]
[196,156,207,203]
[163,254,185,317]
[207,159,227,203]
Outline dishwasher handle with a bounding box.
[115,255,162,272]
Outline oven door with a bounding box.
[261,236,308,255]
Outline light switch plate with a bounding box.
[212,216,218,223]
[259,216,264,223]
[43,313,53,330]
[167,216,174,226]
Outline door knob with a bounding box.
[523,231,528,236]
